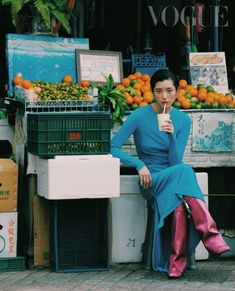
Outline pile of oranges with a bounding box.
[115,72,154,110]
[175,79,235,109]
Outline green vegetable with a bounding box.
[94,74,128,125]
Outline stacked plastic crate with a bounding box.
[26,101,120,272]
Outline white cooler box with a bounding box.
[111,175,147,263]
[37,155,120,199]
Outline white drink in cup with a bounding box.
[158,113,170,131]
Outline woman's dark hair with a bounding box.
[150,69,179,91]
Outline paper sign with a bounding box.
[189,52,229,94]
[192,112,233,152]
[76,49,123,84]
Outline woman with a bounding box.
[111,69,229,278]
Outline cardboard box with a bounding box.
[0,212,18,258]
[33,195,50,267]
[0,159,18,212]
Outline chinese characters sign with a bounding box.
[0,212,17,258]
[192,113,233,152]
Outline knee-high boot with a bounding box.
[184,197,229,255]
[168,203,187,278]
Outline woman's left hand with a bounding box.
[161,120,174,134]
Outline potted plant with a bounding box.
[1,0,74,34]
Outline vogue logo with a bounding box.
[148,5,228,28]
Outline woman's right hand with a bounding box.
[138,166,152,189]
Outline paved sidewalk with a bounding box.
[0,259,235,291]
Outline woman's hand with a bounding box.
[161,119,174,134]
[138,166,152,189]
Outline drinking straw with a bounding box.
[163,104,166,114]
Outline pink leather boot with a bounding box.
[168,203,187,278]
[184,197,229,255]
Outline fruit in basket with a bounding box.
[30,81,89,101]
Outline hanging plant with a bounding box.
[1,0,74,34]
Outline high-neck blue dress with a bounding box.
[111,105,205,272]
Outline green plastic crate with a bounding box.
[27,112,111,157]
[0,256,26,272]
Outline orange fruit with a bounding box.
[80,80,90,88]
[207,92,215,99]
[181,99,190,109]
[177,95,186,102]
[205,95,214,103]
[178,89,186,95]
[21,80,32,90]
[143,91,154,103]
[232,100,235,107]
[144,80,151,87]
[179,79,187,89]
[63,75,73,83]
[197,91,207,101]
[226,94,233,103]
[133,95,143,105]
[141,74,150,81]
[13,75,23,86]
[128,74,136,80]
[218,96,227,104]
[121,78,131,87]
[139,101,148,107]
[123,92,131,99]
[186,84,194,90]
[137,78,145,86]
[134,71,142,79]
[188,87,198,97]
[126,96,134,105]
[116,84,125,90]
[140,84,151,94]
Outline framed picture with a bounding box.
[189,52,229,94]
[76,49,123,84]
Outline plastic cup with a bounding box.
[158,113,170,131]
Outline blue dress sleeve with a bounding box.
[168,115,191,165]
[111,112,146,171]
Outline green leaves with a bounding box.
[1,0,72,34]
[95,74,128,125]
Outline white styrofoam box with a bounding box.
[37,155,120,199]
[0,212,17,258]
[111,173,209,263]
[111,175,147,263]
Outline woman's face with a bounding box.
[153,79,177,110]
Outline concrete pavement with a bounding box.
[0,258,235,291]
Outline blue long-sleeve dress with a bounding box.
[111,105,205,272]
